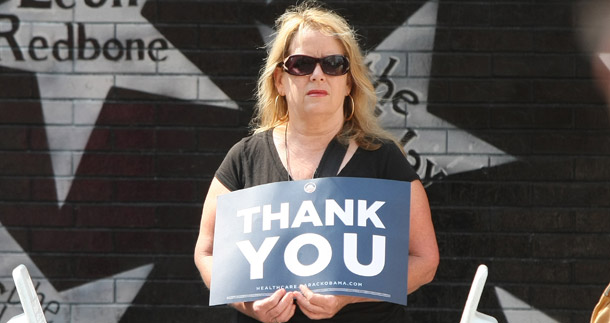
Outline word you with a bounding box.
[235,199,388,279]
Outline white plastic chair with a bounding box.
[7,265,48,323]
[459,264,498,323]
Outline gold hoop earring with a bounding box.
[275,95,288,121]
[345,95,355,121]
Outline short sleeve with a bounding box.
[214,139,245,192]
[383,141,419,182]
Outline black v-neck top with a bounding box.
[215,130,418,191]
[214,130,419,323]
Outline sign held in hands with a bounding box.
[210,177,411,306]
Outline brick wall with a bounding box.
[0,0,608,322]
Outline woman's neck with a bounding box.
[273,118,343,181]
[285,117,343,151]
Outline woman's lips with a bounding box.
[307,90,328,96]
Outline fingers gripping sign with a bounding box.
[249,288,296,323]
[294,284,348,320]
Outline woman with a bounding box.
[194,1,439,322]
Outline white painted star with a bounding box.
[367,1,516,180]
[598,53,610,72]
[495,287,559,323]
[0,0,238,206]
[0,221,153,323]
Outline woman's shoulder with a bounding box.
[237,129,268,143]
[358,136,403,156]
[216,129,275,191]
[352,136,418,181]
[229,130,271,152]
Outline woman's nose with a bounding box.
[310,63,326,81]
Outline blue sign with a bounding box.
[209,177,411,306]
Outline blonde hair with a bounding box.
[252,0,396,150]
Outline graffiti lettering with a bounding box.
[406,149,446,185]
[392,89,418,115]
[0,280,60,321]
[44,301,60,316]
[0,15,25,61]
[374,57,397,108]
[19,0,138,9]
[0,282,5,319]
[19,0,52,9]
[372,57,445,184]
[0,16,168,62]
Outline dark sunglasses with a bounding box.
[279,55,350,76]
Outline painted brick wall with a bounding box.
[0,0,608,323]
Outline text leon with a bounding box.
[235,199,388,279]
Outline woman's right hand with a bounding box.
[237,288,296,323]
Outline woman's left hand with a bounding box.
[293,284,365,320]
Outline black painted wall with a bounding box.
[0,1,608,322]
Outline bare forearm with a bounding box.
[406,180,439,294]
[194,251,213,288]
[406,254,438,294]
